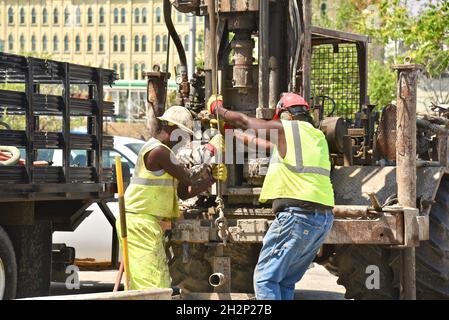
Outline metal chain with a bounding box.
[211,7,228,244]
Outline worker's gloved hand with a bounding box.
[204,134,225,156]
[210,119,225,135]
[212,163,228,182]
[207,94,223,115]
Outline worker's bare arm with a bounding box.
[146,146,216,200]
[216,106,286,156]
[145,146,192,185]
[216,106,283,135]
[234,129,274,153]
[177,177,214,200]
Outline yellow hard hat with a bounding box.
[157,106,194,134]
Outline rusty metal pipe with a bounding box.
[269,57,279,109]
[343,135,353,166]
[258,0,269,109]
[332,205,378,218]
[209,272,226,287]
[206,0,217,94]
[393,63,422,300]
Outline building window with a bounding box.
[120,35,125,52]
[141,35,147,52]
[42,35,48,52]
[20,8,25,25]
[20,35,25,52]
[53,7,59,25]
[113,8,119,24]
[184,34,189,52]
[42,8,48,24]
[75,35,80,52]
[87,35,92,52]
[53,35,59,52]
[134,8,140,24]
[134,64,139,80]
[76,7,81,25]
[8,7,14,25]
[8,34,13,51]
[163,35,168,52]
[177,11,182,23]
[142,8,147,24]
[155,35,161,52]
[119,64,125,80]
[64,35,69,52]
[99,35,104,52]
[87,7,93,24]
[31,8,37,24]
[31,35,36,51]
[64,7,70,25]
[141,64,146,79]
[113,63,118,74]
[155,7,161,23]
[113,35,119,52]
[121,8,126,24]
[134,35,139,52]
[99,7,105,24]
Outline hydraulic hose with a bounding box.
[163,0,188,72]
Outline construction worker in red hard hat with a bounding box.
[207,92,335,300]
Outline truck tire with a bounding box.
[0,226,17,300]
[169,243,261,293]
[323,245,397,299]
[4,220,52,298]
[324,176,449,299]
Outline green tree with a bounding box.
[314,0,449,106]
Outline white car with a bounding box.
[52,136,145,262]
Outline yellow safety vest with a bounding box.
[259,120,335,207]
[124,138,180,219]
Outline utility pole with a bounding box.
[188,14,196,79]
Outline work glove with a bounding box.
[204,134,225,156]
[212,163,228,182]
[210,119,224,133]
[207,94,223,114]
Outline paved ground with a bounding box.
[294,264,346,300]
[50,263,347,300]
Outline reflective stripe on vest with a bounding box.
[130,177,177,187]
[271,121,330,177]
[259,120,335,207]
[124,137,180,218]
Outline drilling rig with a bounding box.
[145,0,449,299]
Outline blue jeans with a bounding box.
[253,207,334,300]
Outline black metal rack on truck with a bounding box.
[0,52,118,299]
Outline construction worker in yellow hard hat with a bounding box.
[207,93,334,300]
[118,105,227,290]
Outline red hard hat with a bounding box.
[273,92,310,119]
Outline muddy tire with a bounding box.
[169,242,261,293]
[323,245,397,299]
[4,221,52,298]
[0,226,17,300]
[324,176,449,299]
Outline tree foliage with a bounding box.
[313,0,449,107]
